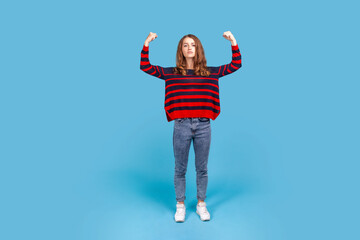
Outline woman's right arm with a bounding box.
[140,32,165,80]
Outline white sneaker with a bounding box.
[196,202,210,221]
[174,203,186,222]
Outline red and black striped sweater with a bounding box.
[140,44,242,122]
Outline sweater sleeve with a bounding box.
[140,45,165,80]
[216,44,242,78]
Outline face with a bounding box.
[182,37,196,58]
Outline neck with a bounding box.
[185,58,194,69]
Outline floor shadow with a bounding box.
[110,167,175,211]
[205,180,254,217]
[108,166,257,217]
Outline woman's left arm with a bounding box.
[217,31,242,77]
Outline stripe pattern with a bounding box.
[140,44,242,121]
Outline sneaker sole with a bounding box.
[196,210,210,221]
[175,218,185,223]
[175,214,185,222]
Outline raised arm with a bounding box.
[140,32,165,80]
[217,31,242,78]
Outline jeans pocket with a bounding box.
[199,117,210,122]
[176,118,185,123]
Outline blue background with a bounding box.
[1,0,359,239]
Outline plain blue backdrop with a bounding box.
[1,0,359,239]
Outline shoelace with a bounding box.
[197,206,208,214]
[176,205,185,211]
[176,208,185,215]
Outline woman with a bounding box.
[140,31,242,222]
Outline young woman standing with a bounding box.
[140,31,242,222]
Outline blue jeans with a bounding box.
[173,117,211,202]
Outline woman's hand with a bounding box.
[144,32,158,47]
[223,31,237,46]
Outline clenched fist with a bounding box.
[223,31,237,46]
[144,32,158,47]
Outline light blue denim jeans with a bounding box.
[173,117,211,202]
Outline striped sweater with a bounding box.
[140,44,242,122]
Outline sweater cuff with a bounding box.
[231,44,239,51]
[143,45,149,51]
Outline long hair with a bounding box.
[173,34,211,77]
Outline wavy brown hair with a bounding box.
[173,34,211,76]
